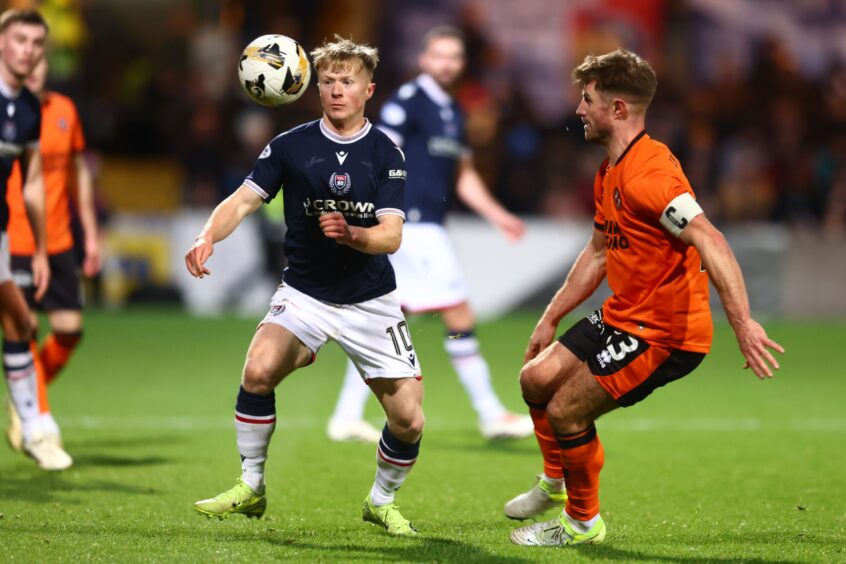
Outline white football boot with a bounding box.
[326,418,382,443]
[480,412,534,440]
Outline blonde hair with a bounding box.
[571,49,657,108]
[310,35,379,78]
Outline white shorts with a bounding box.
[0,233,11,284]
[260,283,421,381]
[389,223,468,313]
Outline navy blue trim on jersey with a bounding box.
[377,74,467,225]
[0,79,41,231]
[245,119,406,305]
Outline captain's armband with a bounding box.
[660,193,703,237]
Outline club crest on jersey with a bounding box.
[269,303,286,315]
[613,187,622,209]
[2,120,16,141]
[329,172,351,195]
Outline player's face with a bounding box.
[317,63,375,126]
[419,36,465,89]
[0,22,47,81]
[576,82,614,145]
[25,56,47,95]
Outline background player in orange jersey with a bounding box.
[5,56,100,460]
[504,49,785,547]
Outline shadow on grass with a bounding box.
[65,434,187,450]
[71,454,170,468]
[0,470,159,504]
[276,537,534,563]
[577,541,804,563]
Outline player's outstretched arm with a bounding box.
[319,212,403,255]
[21,147,50,301]
[185,185,264,278]
[456,156,525,241]
[525,228,607,363]
[679,215,785,378]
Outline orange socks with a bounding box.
[40,331,81,385]
[556,424,604,521]
[526,402,564,479]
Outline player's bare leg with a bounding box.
[510,342,616,546]
[194,323,312,519]
[362,376,424,535]
[1,281,71,470]
[440,301,532,439]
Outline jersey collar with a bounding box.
[417,73,452,107]
[615,129,647,165]
[319,118,372,144]
[0,75,22,100]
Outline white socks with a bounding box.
[444,332,507,424]
[4,340,40,443]
[331,360,370,421]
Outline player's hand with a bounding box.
[319,212,352,244]
[32,251,50,302]
[185,236,213,278]
[736,319,784,379]
[524,319,557,363]
[82,234,102,277]
[497,212,526,242]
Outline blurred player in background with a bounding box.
[186,37,423,536]
[328,25,531,443]
[504,49,785,547]
[5,56,100,461]
[0,8,73,470]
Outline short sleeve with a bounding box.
[70,102,86,152]
[376,85,416,147]
[244,135,286,202]
[625,151,694,224]
[627,171,693,224]
[374,143,406,220]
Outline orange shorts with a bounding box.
[559,309,705,407]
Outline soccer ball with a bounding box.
[238,34,311,106]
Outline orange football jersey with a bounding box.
[594,132,712,353]
[7,91,86,255]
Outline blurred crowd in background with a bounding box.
[20,0,846,240]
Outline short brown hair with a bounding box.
[0,9,49,33]
[571,49,656,107]
[310,35,379,78]
[422,25,464,50]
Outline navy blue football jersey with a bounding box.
[0,81,41,231]
[245,119,406,304]
[377,73,468,225]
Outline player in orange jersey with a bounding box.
[5,56,100,459]
[504,49,785,547]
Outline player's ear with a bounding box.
[366,81,375,99]
[612,99,629,121]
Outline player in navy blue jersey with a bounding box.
[186,36,423,535]
[328,26,532,443]
[0,9,72,471]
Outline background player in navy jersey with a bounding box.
[328,25,532,443]
[185,36,423,536]
[0,8,72,471]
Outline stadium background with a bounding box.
[1,0,845,562]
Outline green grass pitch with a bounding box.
[0,308,844,562]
